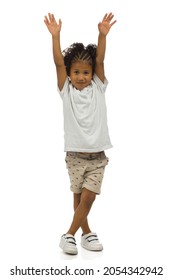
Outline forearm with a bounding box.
[52,33,64,66]
[96,33,106,63]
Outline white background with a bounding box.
[0,0,173,279]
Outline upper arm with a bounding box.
[94,60,105,83]
[56,64,68,91]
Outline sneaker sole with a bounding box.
[81,243,103,251]
[59,242,78,255]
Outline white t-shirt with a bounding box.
[59,74,113,152]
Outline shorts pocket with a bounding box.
[96,157,109,168]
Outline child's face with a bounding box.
[70,61,93,91]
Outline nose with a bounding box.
[78,74,84,81]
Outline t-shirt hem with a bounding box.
[64,144,113,153]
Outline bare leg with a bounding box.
[66,188,96,236]
[73,193,91,234]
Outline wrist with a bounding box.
[52,32,60,40]
[98,32,106,38]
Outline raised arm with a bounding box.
[44,13,67,91]
[95,13,116,82]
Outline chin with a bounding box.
[75,85,85,90]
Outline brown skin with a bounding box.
[70,61,93,91]
[67,188,96,236]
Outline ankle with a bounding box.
[66,231,75,236]
[82,231,91,235]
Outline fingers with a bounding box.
[110,20,117,27]
[102,12,116,24]
[48,13,55,22]
[44,13,56,24]
[102,13,108,21]
[44,15,49,25]
[59,18,62,27]
[45,13,54,23]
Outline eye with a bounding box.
[84,71,89,75]
[74,70,79,74]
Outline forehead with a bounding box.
[71,61,92,71]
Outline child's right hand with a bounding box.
[44,13,62,36]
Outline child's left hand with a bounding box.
[98,13,116,36]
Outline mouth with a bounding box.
[76,82,86,87]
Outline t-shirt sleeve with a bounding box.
[57,78,70,98]
[93,74,108,93]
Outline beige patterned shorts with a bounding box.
[65,151,109,194]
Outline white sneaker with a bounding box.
[81,232,103,251]
[59,234,78,255]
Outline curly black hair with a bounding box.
[62,43,97,76]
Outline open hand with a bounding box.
[98,13,116,36]
[44,13,62,36]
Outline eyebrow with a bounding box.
[73,69,90,71]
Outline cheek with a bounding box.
[70,75,76,81]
